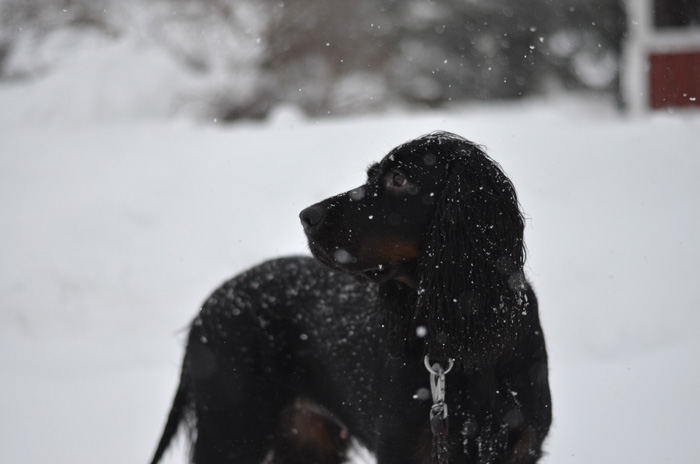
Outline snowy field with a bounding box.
[2,61,700,463]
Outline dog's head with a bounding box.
[300,132,528,362]
[300,131,524,285]
[300,132,452,285]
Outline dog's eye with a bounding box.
[391,173,407,187]
[385,170,414,193]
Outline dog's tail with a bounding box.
[150,383,187,464]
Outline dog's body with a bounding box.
[151,132,551,464]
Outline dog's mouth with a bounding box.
[360,266,392,282]
[307,241,392,283]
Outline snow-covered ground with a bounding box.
[1,47,700,463]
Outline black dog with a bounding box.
[150,132,551,464]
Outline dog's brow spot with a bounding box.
[423,154,437,166]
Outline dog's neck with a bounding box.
[378,274,532,371]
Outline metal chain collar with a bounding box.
[424,356,454,464]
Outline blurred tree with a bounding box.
[258,0,394,115]
[0,0,628,119]
[536,0,626,106]
[387,0,545,104]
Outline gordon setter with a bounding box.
[150,132,551,464]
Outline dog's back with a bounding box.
[151,257,381,464]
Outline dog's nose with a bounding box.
[300,205,324,231]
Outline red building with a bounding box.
[623,0,700,111]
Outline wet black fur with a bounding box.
[150,132,551,464]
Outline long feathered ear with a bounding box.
[415,145,529,367]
